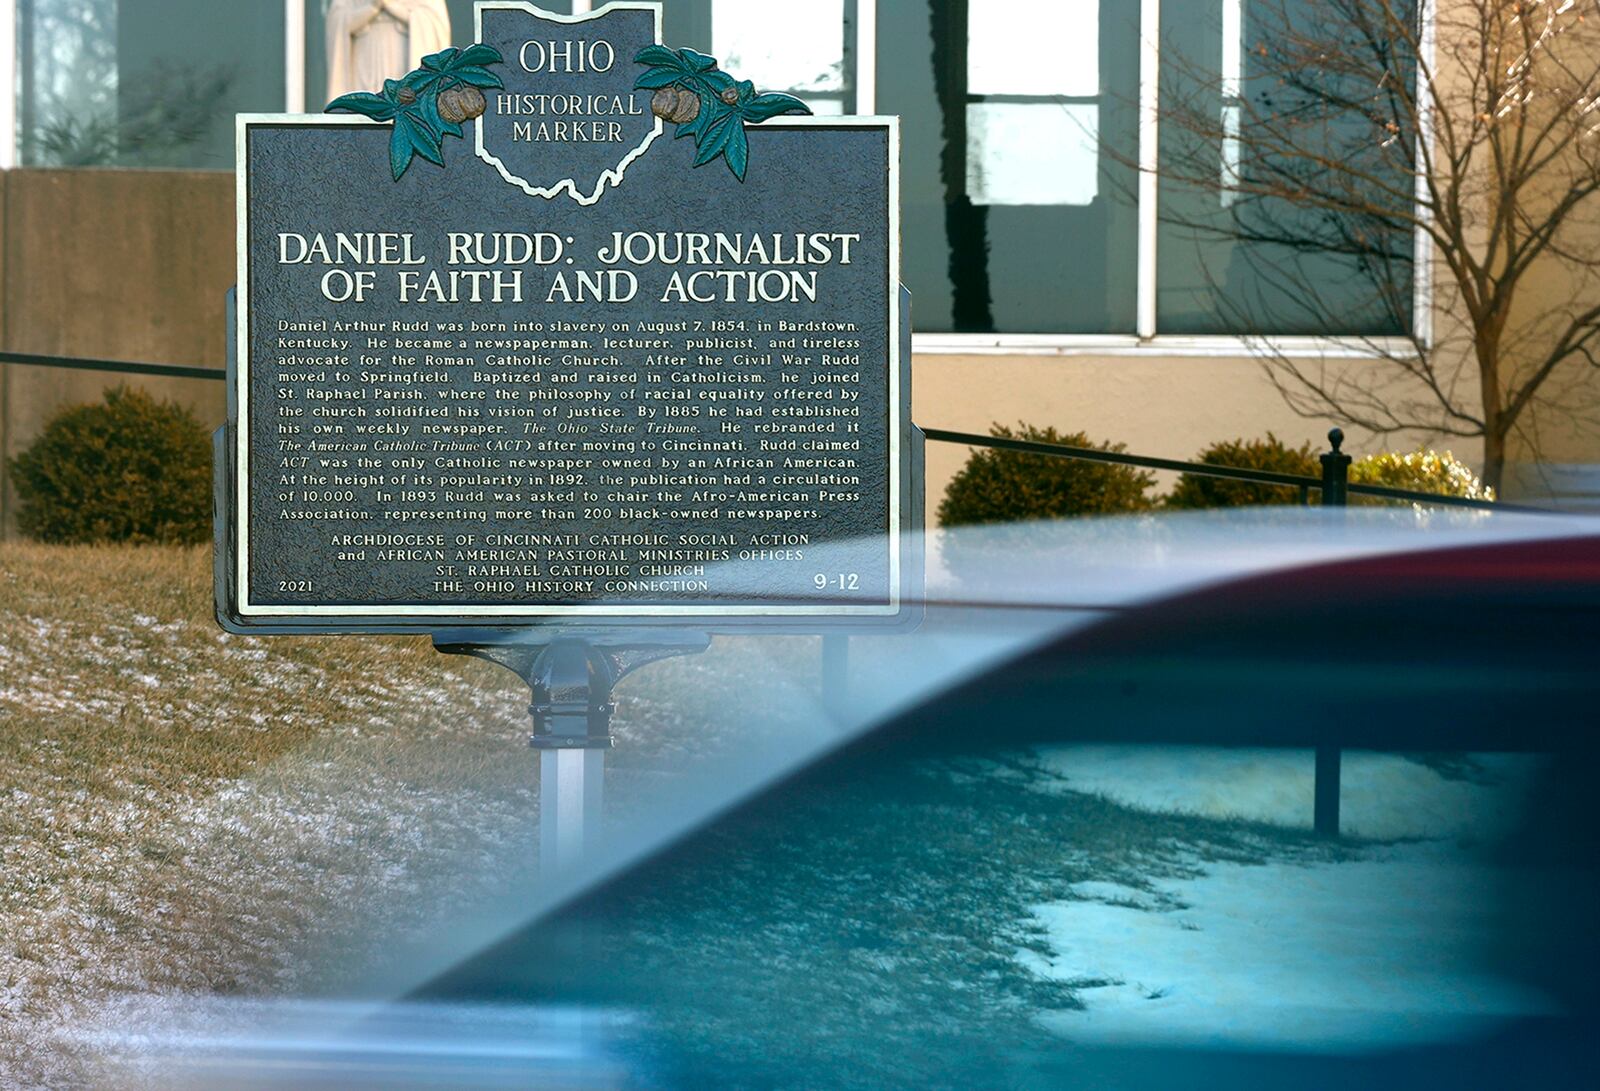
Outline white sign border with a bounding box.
[233,113,902,619]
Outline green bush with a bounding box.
[1164,433,1319,509]
[9,385,211,545]
[1351,448,1493,504]
[938,424,1156,527]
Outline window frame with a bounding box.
[3,0,1432,355]
[710,0,858,115]
[0,0,14,169]
[908,0,1434,356]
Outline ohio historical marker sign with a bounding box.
[220,0,911,631]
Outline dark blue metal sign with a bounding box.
[220,1,913,633]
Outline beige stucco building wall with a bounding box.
[1492,11,1600,509]
[1499,246,1600,507]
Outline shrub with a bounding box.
[1164,433,1319,509]
[937,423,1156,527]
[9,385,211,545]
[1350,449,1494,504]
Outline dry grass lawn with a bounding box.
[0,544,535,1084]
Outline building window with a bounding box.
[17,0,285,169]
[1155,0,1414,337]
[17,0,118,166]
[881,0,1416,341]
[653,0,856,113]
[880,0,1142,335]
[713,0,855,115]
[965,0,1100,207]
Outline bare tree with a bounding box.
[1151,0,1600,491]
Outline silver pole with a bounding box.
[540,747,605,874]
[433,632,709,877]
[527,638,613,876]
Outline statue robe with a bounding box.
[325,0,452,101]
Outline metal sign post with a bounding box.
[434,632,709,874]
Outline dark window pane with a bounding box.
[21,0,286,169]
[879,0,1140,334]
[1157,0,1415,335]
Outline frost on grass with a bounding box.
[0,545,542,1086]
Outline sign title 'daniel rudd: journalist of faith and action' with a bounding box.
[274,231,868,305]
[275,232,865,267]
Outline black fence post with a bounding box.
[1315,426,1351,837]
[1320,427,1351,508]
[1314,745,1342,838]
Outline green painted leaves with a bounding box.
[390,106,444,179]
[326,44,505,181]
[633,46,810,181]
[324,91,395,121]
[743,91,815,122]
[326,39,805,183]
[634,44,720,83]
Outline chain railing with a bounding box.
[0,350,225,382]
[920,426,1537,513]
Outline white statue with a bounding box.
[325,0,453,102]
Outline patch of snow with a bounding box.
[1033,746,1542,841]
[1027,843,1558,1051]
